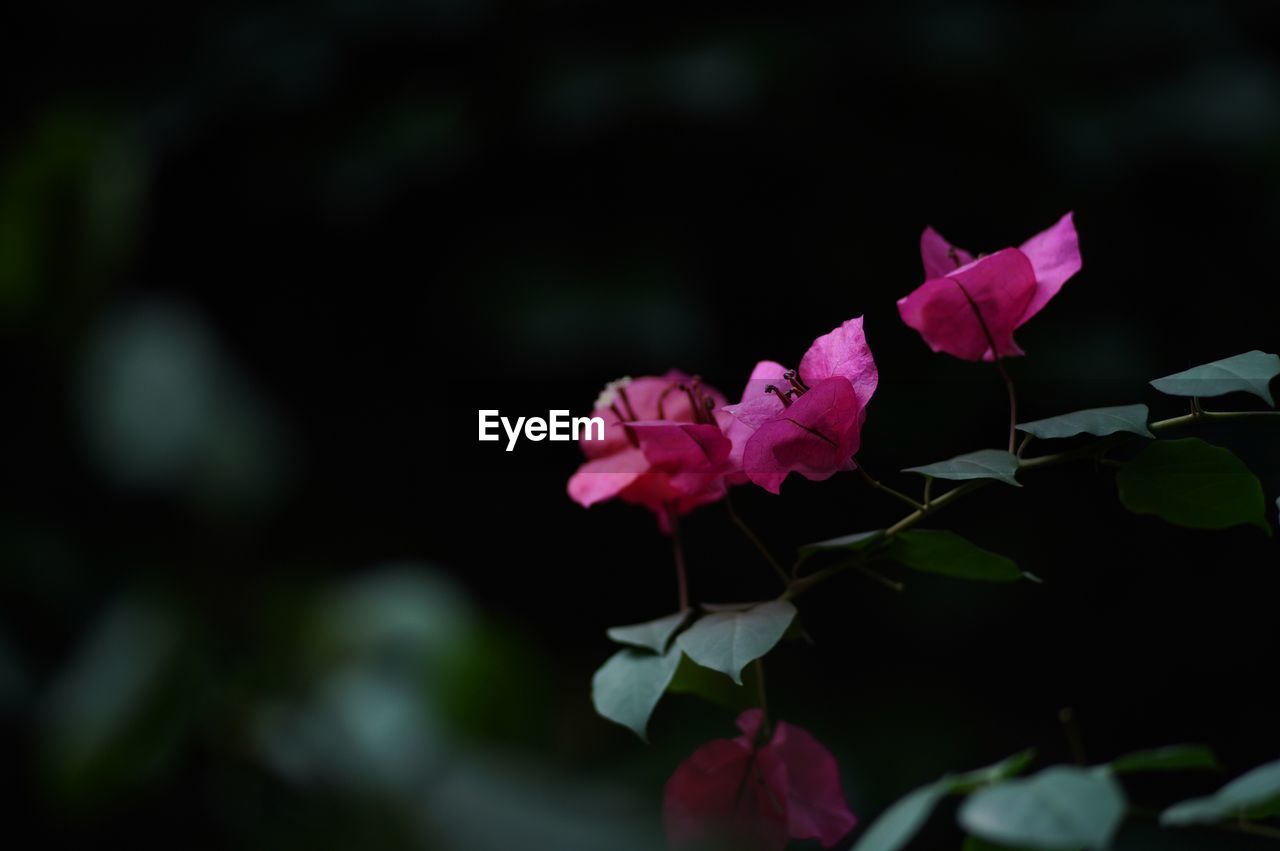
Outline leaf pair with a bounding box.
[592,601,796,739]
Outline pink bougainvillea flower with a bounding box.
[567,372,733,532]
[899,212,1081,361]
[723,317,878,494]
[664,709,857,851]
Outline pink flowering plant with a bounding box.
[570,213,1280,850]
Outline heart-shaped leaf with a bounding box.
[1017,405,1153,440]
[1118,438,1268,532]
[675,600,796,684]
[905,450,1020,487]
[1150,351,1280,407]
[959,766,1126,850]
[887,530,1022,583]
[590,647,680,741]
[606,610,691,654]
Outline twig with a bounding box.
[856,464,925,511]
[726,496,790,587]
[668,505,689,610]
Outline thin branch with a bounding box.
[856,464,925,511]
[754,659,769,720]
[1150,409,1280,430]
[854,564,905,593]
[995,357,1018,453]
[668,505,689,611]
[726,497,790,587]
[947,277,1017,452]
[1059,707,1086,765]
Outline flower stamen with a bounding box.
[765,384,793,407]
[783,369,809,395]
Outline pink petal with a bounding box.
[626,421,733,513]
[798,316,879,407]
[896,247,1037,361]
[626,422,732,471]
[1017,211,1081,324]
[723,361,789,486]
[566,447,651,507]
[723,361,789,431]
[920,225,975,279]
[768,723,857,847]
[664,736,789,851]
[742,377,862,494]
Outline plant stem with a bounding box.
[855,564,905,593]
[856,464,925,511]
[1150,409,1280,430]
[726,497,790,587]
[947,277,1018,451]
[668,506,689,610]
[755,659,769,720]
[996,357,1017,452]
[884,479,987,537]
[1059,707,1086,765]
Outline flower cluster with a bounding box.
[569,213,1080,524]
[568,213,1082,849]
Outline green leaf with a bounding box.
[1117,438,1268,531]
[666,652,757,712]
[1162,757,1280,826]
[590,647,680,741]
[904,450,1021,487]
[675,600,796,684]
[851,781,949,851]
[605,610,691,654]
[800,529,885,555]
[42,596,192,806]
[886,530,1022,583]
[1109,744,1220,775]
[1150,350,1280,407]
[1017,405,1153,440]
[959,766,1126,850]
[949,749,1038,794]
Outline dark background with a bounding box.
[3,1,1280,848]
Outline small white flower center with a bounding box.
[595,376,633,410]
